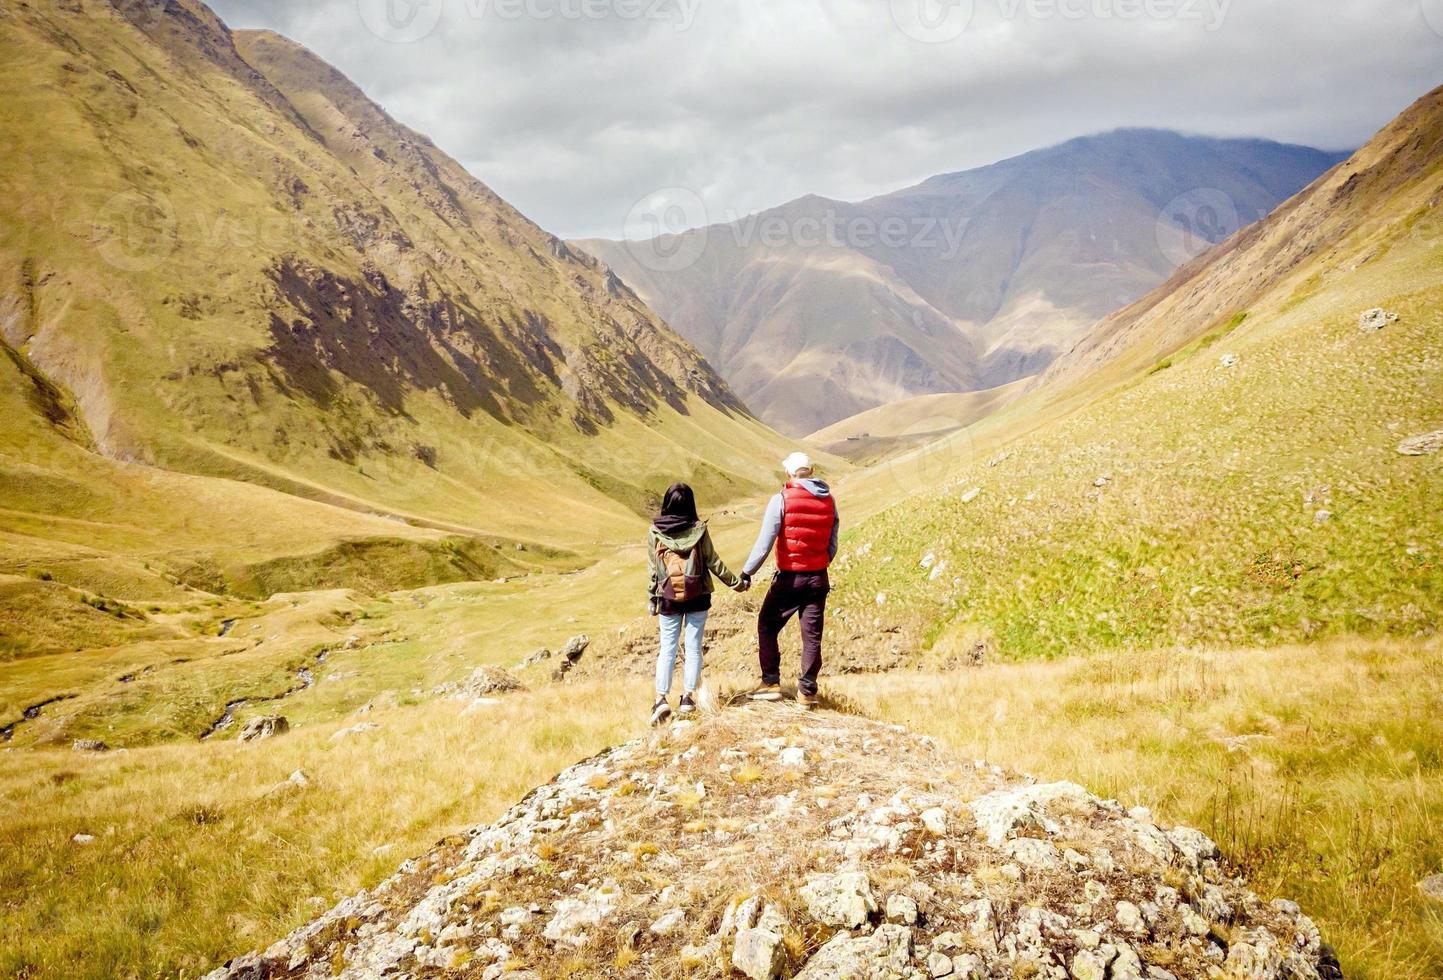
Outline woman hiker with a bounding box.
[647,482,749,725]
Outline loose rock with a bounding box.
[800,870,878,928]
[794,923,913,979]
[1418,874,1443,903]
[1398,430,1443,456]
[238,715,288,742]
[1359,308,1398,332]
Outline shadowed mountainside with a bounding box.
[0,0,801,615]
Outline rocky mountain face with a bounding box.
[578,132,1346,435]
[0,1,780,550]
[0,0,799,607]
[205,705,1339,979]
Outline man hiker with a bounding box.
[741,451,839,709]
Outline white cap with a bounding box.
[782,451,813,476]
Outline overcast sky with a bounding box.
[208,0,1443,240]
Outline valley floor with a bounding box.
[1,633,1438,978]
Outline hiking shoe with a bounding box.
[749,683,783,702]
[678,693,697,716]
[650,696,672,726]
[796,690,818,710]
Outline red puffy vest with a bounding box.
[777,482,837,572]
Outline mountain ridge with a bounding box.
[577,131,1348,434]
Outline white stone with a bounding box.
[733,924,785,980]
[1071,947,1114,980]
[1002,836,1062,870]
[951,953,985,980]
[967,781,1091,845]
[920,807,947,835]
[885,894,918,924]
[794,924,912,978]
[800,871,878,928]
[779,747,807,767]
[649,907,685,936]
[1116,901,1146,935]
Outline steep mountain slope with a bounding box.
[827,85,1443,662]
[1039,86,1443,394]
[0,0,796,609]
[579,132,1346,434]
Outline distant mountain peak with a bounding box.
[578,129,1345,435]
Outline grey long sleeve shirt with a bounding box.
[742,479,839,576]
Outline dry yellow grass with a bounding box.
[834,636,1443,980]
[0,680,645,979]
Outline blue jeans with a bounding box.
[656,609,708,695]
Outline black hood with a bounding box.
[653,482,699,536]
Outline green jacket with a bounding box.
[647,522,741,601]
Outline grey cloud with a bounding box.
[209,0,1443,239]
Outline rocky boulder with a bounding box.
[1358,308,1398,332]
[551,634,590,681]
[434,666,523,700]
[238,715,288,742]
[1397,430,1443,456]
[204,706,1339,979]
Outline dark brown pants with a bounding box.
[758,570,829,695]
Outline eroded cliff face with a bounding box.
[206,704,1339,980]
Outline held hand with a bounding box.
[737,573,752,593]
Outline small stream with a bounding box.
[0,693,79,742]
[200,649,329,740]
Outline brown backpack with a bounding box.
[656,541,703,602]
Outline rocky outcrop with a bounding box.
[434,666,524,700]
[204,706,1339,979]
[550,634,590,681]
[1358,308,1398,332]
[1397,430,1443,456]
[238,715,288,742]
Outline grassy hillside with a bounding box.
[0,0,807,653]
[828,88,1443,662]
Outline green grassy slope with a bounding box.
[828,87,1443,661]
[0,0,804,637]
